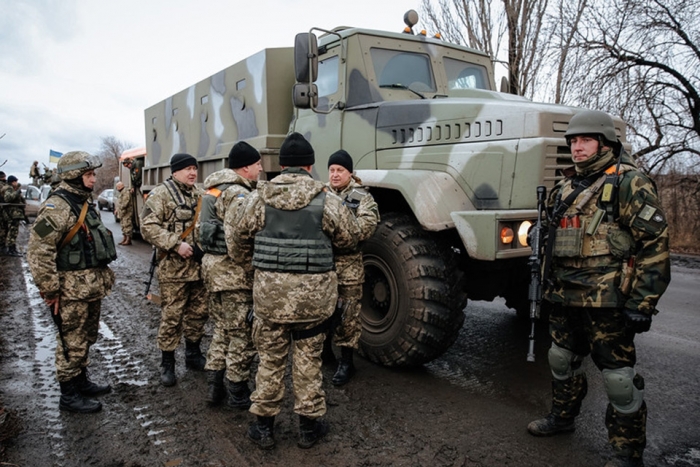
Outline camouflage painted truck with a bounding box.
[141,11,627,367]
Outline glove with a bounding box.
[623,309,652,334]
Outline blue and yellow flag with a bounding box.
[49,149,63,163]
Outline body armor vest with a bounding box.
[53,190,117,271]
[253,192,334,273]
[552,163,636,266]
[199,184,231,255]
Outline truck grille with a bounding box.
[390,119,503,144]
[543,145,572,188]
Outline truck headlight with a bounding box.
[518,221,532,247]
[500,226,515,244]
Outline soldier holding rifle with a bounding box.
[527,110,670,467]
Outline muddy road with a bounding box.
[1,215,699,467]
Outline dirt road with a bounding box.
[1,216,699,467]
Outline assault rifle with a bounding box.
[144,247,161,304]
[526,186,547,362]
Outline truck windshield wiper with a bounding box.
[380,83,426,99]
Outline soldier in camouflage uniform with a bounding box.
[229,133,361,450]
[27,151,117,413]
[0,171,7,255]
[199,141,262,408]
[324,150,379,386]
[141,153,208,387]
[527,110,671,467]
[115,181,133,245]
[1,175,26,257]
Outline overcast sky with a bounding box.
[0,0,423,185]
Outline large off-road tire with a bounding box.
[359,213,467,367]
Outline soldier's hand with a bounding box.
[177,241,194,259]
[623,308,652,333]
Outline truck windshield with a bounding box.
[444,57,490,90]
[371,48,436,93]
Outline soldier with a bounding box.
[324,150,379,386]
[27,151,116,413]
[229,133,360,450]
[1,175,26,257]
[29,161,41,186]
[0,171,8,255]
[200,141,262,408]
[141,153,208,387]
[527,110,671,467]
[115,181,133,245]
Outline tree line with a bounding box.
[422,0,699,252]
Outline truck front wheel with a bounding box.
[359,214,467,367]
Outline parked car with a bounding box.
[97,189,115,211]
[23,184,51,218]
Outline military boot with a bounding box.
[227,379,252,409]
[120,235,132,246]
[247,416,275,450]
[75,367,111,396]
[160,351,176,387]
[604,455,644,467]
[298,415,329,449]
[0,246,8,256]
[332,347,356,386]
[527,413,575,436]
[6,245,23,257]
[59,377,102,413]
[205,369,226,406]
[185,339,206,371]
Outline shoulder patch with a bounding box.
[33,216,59,238]
[44,203,55,210]
[638,204,657,221]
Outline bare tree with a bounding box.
[421,0,552,97]
[95,136,133,194]
[563,0,699,172]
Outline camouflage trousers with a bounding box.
[54,298,102,382]
[204,290,256,383]
[120,200,134,237]
[157,280,209,352]
[548,305,646,459]
[332,284,363,349]
[249,317,326,418]
[3,218,19,247]
[0,211,7,247]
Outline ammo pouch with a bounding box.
[86,211,118,265]
[552,227,582,257]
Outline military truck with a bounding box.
[141,10,627,367]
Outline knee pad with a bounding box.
[548,344,584,381]
[602,367,644,414]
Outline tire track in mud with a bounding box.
[20,262,68,466]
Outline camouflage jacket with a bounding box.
[230,168,361,323]
[1,183,25,219]
[130,158,143,189]
[200,169,256,292]
[326,177,380,286]
[545,157,670,315]
[27,182,115,301]
[141,177,203,283]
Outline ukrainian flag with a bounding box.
[49,149,63,163]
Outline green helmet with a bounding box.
[57,151,102,180]
[565,110,618,145]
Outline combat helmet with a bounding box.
[565,110,618,146]
[57,151,102,180]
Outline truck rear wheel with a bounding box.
[359,213,467,367]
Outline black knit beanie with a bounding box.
[328,149,353,173]
[7,175,18,183]
[228,141,261,169]
[170,153,198,173]
[279,132,314,167]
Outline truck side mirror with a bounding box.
[292,83,318,109]
[294,33,318,83]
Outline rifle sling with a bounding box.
[59,202,89,250]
